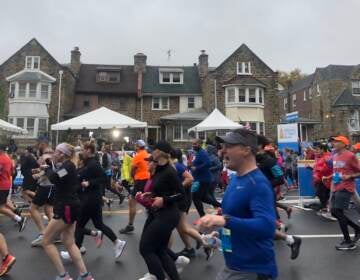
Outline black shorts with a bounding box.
[32,186,55,207]
[330,190,352,210]
[0,190,9,205]
[53,202,80,224]
[22,182,37,192]
[131,179,148,198]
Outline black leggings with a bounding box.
[331,208,360,242]
[193,181,221,217]
[75,197,117,247]
[315,182,330,209]
[140,208,180,280]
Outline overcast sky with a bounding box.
[1,0,359,74]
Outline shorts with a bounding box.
[0,190,9,205]
[131,179,148,198]
[32,186,55,207]
[179,191,192,213]
[216,266,273,280]
[53,203,80,225]
[330,190,352,210]
[22,182,37,192]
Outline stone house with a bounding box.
[0,38,76,146]
[278,65,360,142]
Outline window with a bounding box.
[352,81,360,95]
[83,100,90,107]
[284,98,287,110]
[249,88,256,103]
[8,118,13,125]
[152,97,169,110]
[16,118,24,128]
[173,123,191,140]
[19,83,26,97]
[259,88,264,103]
[238,88,246,102]
[9,83,15,98]
[259,122,265,135]
[188,97,195,109]
[119,97,127,111]
[317,84,321,96]
[108,72,120,83]
[27,118,35,136]
[25,56,40,70]
[226,88,236,103]
[38,119,47,136]
[237,62,252,75]
[29,83,37,98]
[160,72,183,84]
[249,122,257,131]
[304,90,307,101]
[349,110,360,131]
[309,88,312,99]
[110,99,120,110]
[98,72,107,82]
[41,84,49,99]
[292,94,296,108]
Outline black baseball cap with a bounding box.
[216,129,257,150]
[154,141,172,154]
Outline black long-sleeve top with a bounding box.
[20,154,39,188]
[46,160,79,205]
[78,156,107,199]
[151,163,184,209]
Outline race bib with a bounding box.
[57,168,68,178]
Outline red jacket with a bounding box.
[313,152,332,188]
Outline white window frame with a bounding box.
[29,82,37,98]
[18,82,26,98]
[152,97,169,110]
[238,88,246,103]
[352,81,360,95]
[258,88,264,104]
[159,72,184,84]
[40,83,51,100]
[226,87,236,104]
[16,117,25,129]
[25,56,40,70]
[187,97,195,109]
[304,90,307,101]
[317,84,321,96]
[284,98,287,110]
[173,123,191,141]
[236,62,252,75]
[248,88,256,103]
[26,118,35,136]
[37,118,48,137]
[9,82,16,98]
[292,94,296,108]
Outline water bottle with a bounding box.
[332,172,342,185]
[202,234,221,249]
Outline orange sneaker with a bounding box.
[0,254,16,276]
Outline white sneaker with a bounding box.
[175,255,190,274]
[138,273,157,280]
[31,234,44,247]
[114,240,126,261]
[60,251,71,261]
[321,212,337,221]
[80,246,86,254]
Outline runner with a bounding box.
[120,139,150,234]
[199,129,277,280]
[20,147,38,203]
[41,143,94,280]
[138,141,183,280]
[30,146,55,247]
[328,136,360,250]
[191,139,221,218]
[61,142,126,261]
[0,144,27,232]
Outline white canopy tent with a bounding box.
[51,107,147,131]
[0,119,27,134]
[188,108,242,132]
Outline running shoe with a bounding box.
[177,247,195,258]
[119,224,134,234]
[192,218,201,226]
[119,194,126,205]
[138,273,157,280]
[336,240,357,251]
[76,272,94,280]
[289,236,302,260]
[31,234,44,247]
[61,247,86,261]
[321,212,337,221]
[18,216,27,232]
[175,256,190,274]
[0,254,16,276]
[55,272,73,280]
[114,240,126,261]
[93,230,104,248]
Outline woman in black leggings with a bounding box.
[139,141,183,280]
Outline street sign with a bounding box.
[286,111,299,122]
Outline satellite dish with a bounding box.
[9,92,15,99]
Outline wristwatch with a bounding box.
[223,214,231,226]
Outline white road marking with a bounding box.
[297,234,355,238]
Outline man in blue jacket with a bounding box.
[191,139,221,217]
[198,129,277,280]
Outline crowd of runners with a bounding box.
[1,130,360,279]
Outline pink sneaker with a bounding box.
[93,231,104,248]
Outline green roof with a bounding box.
[142,66,201,95]
[333,89,360,107]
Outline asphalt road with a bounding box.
[1,198,360,280]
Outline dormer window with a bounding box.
[159,68,184,84]
[352,81,360,95]
[96,71,120,83]
[237,62,252,75]
[25,56,40,70]
[98,72,107,82]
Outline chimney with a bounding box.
[70,47,81,75]
[134,53,147,73]
[198,50,208,78]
